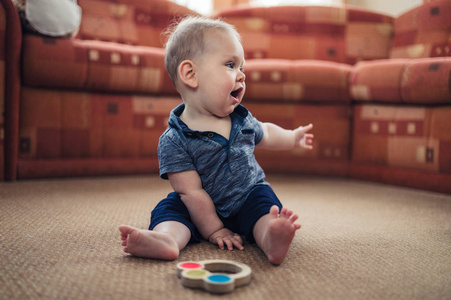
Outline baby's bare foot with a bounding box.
[264,206,301,265]
[119,225,179,260]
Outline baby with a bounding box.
[119,16,314,265]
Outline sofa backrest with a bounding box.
[391,0,451,58]
[18,0,200,95]
[214,5,394,65]
[76,0,198,47]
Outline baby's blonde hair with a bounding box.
[164,16,241,85]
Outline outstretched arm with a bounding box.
[258,122,314,150]
[167,170,244,250]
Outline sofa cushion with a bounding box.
[350,57,451,104]
[22,35,177,95]
[350,59,410,102]
[244,59,351,103]
[401,57,451,103]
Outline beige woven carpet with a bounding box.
[1,175,450,299]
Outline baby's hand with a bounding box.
[294,123,314,150]
[208,228,244,251]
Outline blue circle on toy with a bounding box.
[207,274,232,283]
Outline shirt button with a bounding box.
[208,133,214,137]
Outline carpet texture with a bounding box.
[1,175,450,299]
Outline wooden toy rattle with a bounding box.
[176,260,252,294]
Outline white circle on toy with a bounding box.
[176,260,252,294]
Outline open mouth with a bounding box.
[231,87,243,99]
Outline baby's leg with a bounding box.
[119,221,191,260]
[253,206,301,265]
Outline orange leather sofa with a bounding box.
[1,0,450,194]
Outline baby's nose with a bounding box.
[238,71,246,82]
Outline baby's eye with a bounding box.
[226,62,235,69]
[239,66,244,72]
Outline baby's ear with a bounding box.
[178,60,198,88]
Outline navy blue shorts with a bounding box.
[149,185,282,244]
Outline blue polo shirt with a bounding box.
[158,104,268,218]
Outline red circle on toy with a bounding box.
[180,262,203,269]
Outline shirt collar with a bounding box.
[168,104,249,133]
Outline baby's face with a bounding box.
[193,30,246,118]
